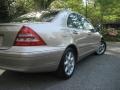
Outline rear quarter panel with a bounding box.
[27,23,74,48]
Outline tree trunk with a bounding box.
[34,0,55,10]
[0,0,9,22]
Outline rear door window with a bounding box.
[12,11,59,23]
[67,13,83,29]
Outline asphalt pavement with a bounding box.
[0,42,120,90]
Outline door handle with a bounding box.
[87,33,92,35]
[72,30,79,34]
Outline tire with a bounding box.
[95,40,106,55]
[57,48,76,79]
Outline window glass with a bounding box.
[81,17,94,30]
[67,13,83,29]
[12,11,59,23]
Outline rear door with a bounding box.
[67,13,92,56]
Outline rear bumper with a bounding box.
[0,46,65,72]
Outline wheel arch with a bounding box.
[101,37,105,41]
[65,44,79,62]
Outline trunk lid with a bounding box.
[0,23,23,50]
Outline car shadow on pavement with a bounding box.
[0,52,120,90]
[0,71,64,90]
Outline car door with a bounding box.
[81,17,101,50]
[67,13,92,56]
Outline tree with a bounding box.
[50,0,84,13]
[0,0,120,24]
[50,0,101,25]
[0,0,37,22]
[0,0,10,22]
[14,0,35,17]
[96,0,120,23]
[34,0,55,10]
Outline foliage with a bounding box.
[0,0,10,22]
[0,0,55,22]
[50,0,101,25]
[101,29,120,42]
[50,0,84,13]
[0,0,120,24]
[96,0,120,23]
[34,0,55,10]
[9,0,35,18]
[0,0,120,41]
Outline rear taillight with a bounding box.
[14,26,46,46]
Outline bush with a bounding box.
[101,28,120,42]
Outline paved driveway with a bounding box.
[0,42,120,90]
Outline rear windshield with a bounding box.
[12,11,59,23]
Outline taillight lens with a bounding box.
[14,26,46,46]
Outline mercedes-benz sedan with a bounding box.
[0,10,106,79]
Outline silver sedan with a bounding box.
[0,10,106,79]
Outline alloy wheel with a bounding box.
[64,52,75,76]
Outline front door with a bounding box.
[67,13,92,56]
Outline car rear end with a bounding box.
[0,11,65,72]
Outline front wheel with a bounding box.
[57,48,76,79]
[95,41,106,55]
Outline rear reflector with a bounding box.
[14,26,46,46]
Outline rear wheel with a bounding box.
[95,41,106,55]
[57,48,76,79]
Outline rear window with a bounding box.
[12,11,59,23]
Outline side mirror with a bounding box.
[95,24,102,32]
[89,29,97,32]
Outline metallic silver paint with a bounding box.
[0,10,102,72]
[0,46,65,72]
